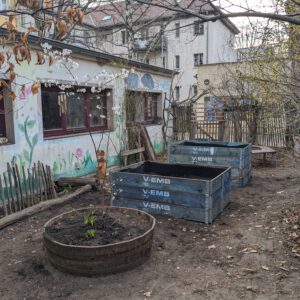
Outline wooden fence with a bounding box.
[0,161,56,217]
[173,102,287,147]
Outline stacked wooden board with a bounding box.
[111,161,231,224]
[168,141,252,187]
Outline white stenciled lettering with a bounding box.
[192,156,213,162]
[142,189,170,197]
[143,201,171,211]
[192,147,215,155]
[143,176,171,185]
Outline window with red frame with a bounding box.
[0,97,6,138]
[41,85,108,138]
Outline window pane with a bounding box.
[66,93,85,128]
[42,90,62,130]
[89,94,106,126]
[0,99,6,137]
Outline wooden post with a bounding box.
[7,164,17,212]
[22,166,29,207]
[3,173,12,214]
[0,175,7,216]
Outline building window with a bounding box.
[0,86,14,144]
[175,55,180,69]
[175,86,180,100]
[204,96,223,121]
[175,22,180,37]
[121,30,127,44]
[0,98,6,139]
[193,85,198,96]
[144,93,159,124]
[125,91,161,124]
[194,53,203,66]
[194,21,204,35]
[41,86,109,138]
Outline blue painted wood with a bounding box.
[110,161,231,224]
[168,140,252,187]
[112,198,223,224]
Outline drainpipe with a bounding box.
[206,22,209,64]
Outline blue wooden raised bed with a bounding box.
[168,141,251,187]
[110,161,231,224]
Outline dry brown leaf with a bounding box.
[0,52,5,66]
[36,51,45,65]
[0,80,9,88]
[19,45,28,59]
[9,91,16,101]
[76,8,84,24]
[56,20,68,38]
[49,54,54,66]
[0,93,3,101]
[44,0,53,8]
[9,70,16,82]
[26,49,31,64]
[31,82,40,95]
[66,7,75,22]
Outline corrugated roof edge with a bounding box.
[0,28,177,76]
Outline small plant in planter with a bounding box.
[83,209,96,239]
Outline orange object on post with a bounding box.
[96,150,107,179]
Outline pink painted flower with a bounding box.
[75,148,83,158]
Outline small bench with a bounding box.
[252,145,276,166]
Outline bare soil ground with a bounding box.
[0,152,300,300]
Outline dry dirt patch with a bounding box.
[0,153,300,299]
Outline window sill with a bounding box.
[0,142,14,147]
[44,129,114,141]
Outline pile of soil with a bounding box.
[45,208,152,246]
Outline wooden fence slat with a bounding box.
[11,163,22,211]
[15,164,24,210]
[0,175,7,216]
[27,169,34,206]
[3,173,12,214]
[22,166,29,207]
[7,164,17,212]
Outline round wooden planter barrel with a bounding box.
[43,206,156,276]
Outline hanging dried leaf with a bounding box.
[49,54,54,66]
[56,20,68,38]
[66,7,75,23]
[75,8,84,24]
[0,52,5,66]
[9,91,16,101]
[19,45,28,59]
[26,49,31,64]
[0,94,3,101]
[21,32,29,46]
[9,70,16,81]
[44,0,53,8]
[31,82,40,95]
[36,51,45,65]
[0,80,9,88]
